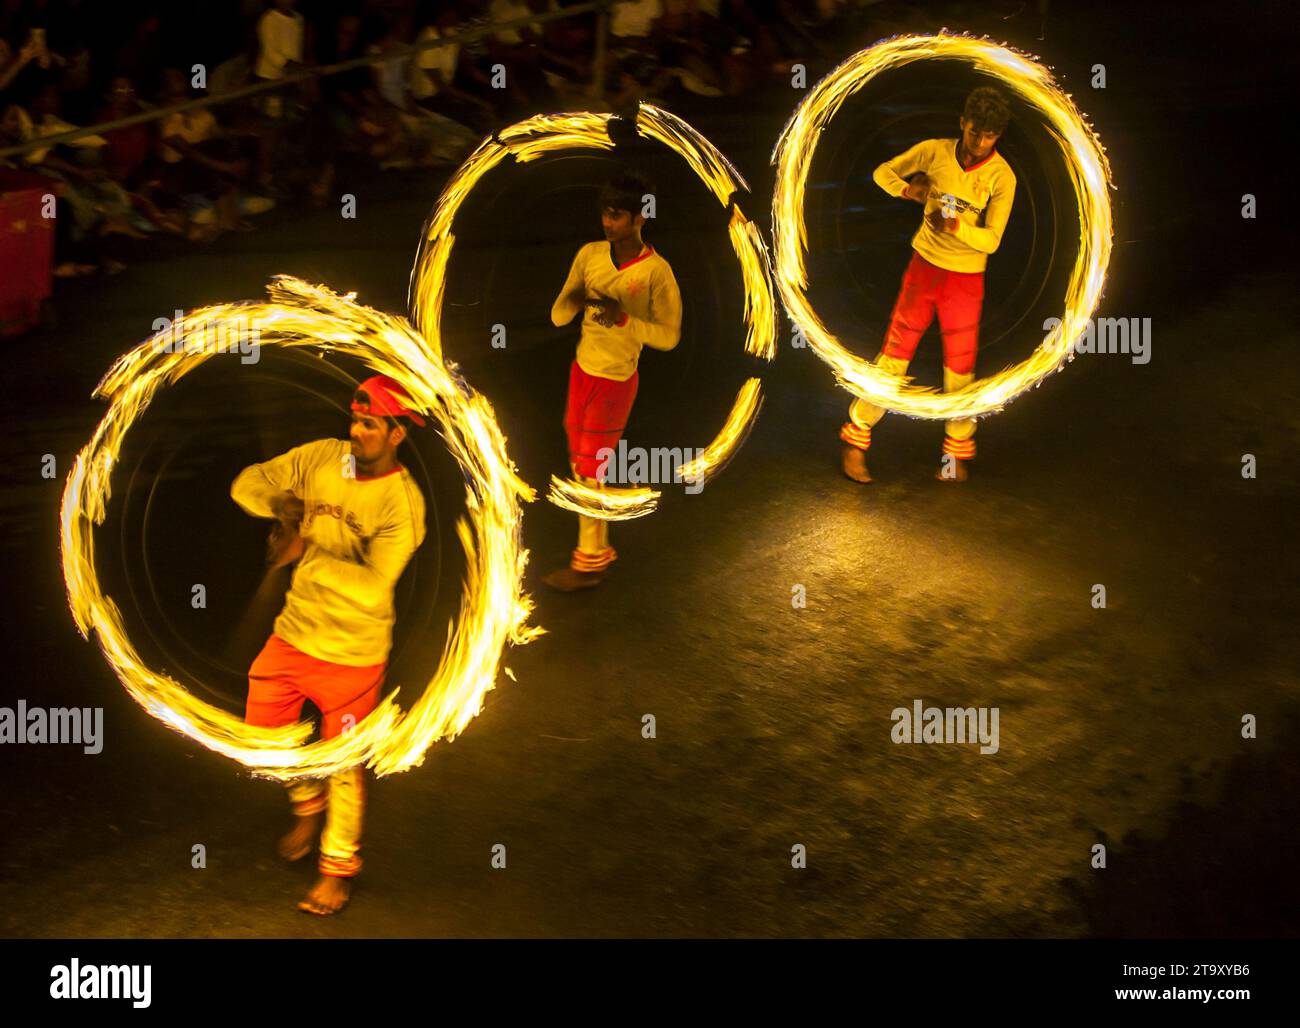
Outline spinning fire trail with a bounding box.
[60,276,540,781]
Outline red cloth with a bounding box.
[98,107,151,184]
[563,360,639,480]
[0,172,54,336]
[246,633,385,739]
[351,373,426,426]
[881,251,984,375]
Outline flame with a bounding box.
[547,476,660,521]
[409,104,778,521]
[676,376,765,483]
[771,33,1113,419]
[61,276,539,781]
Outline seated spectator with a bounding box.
[97,77,152,185]
[485,0,549,113]
[1,100,97,277]
[364,13,473,169]
[411,4,495,136]
[96,75,185,234]
[155,68,250,241]
[610,0,664,46]
[452,0,508,122]
[517,0,593,107]
[253,0,306,193]
[113,13,164,102]
[208,48,271,201]
[1,86,133,276]
[604,0,677,107]
[306,12,372,204]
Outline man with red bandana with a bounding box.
[231,375,426,915]
[840,87,1017,483]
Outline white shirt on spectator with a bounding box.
[411,25,459,99]
[369,43,410,108]
[159,108,217,162]
[18,111,106,164]
[611,0,663,38]
[490,0,535,46]
[255,8,304,80]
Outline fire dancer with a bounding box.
[840,86,1017,483]
[231,375,427,914]
[543,172,683,591]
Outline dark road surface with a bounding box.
[1,1,1297,937]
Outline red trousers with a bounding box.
[881,251,984,374]
[841,251,984,458]
[564,360,639,480]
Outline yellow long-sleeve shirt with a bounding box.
[230,438,426,666]
[550,240,683,381]
[873,138,1017,273]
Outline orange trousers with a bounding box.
[246,633,385,877]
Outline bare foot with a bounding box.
[936,458,969,482]
[298,875,351,916]
[841,443,872,483]
[542,566,604,592]
[277,812,322,862]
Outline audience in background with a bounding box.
[0,0,944,282]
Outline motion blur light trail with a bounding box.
[60,276,540,781]
[548,475,660,521]
[771,32,1113,419]
[410,104,778,521]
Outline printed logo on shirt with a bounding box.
[929,188,987,218]
[307,501,367,539]
[625,278,647,298]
